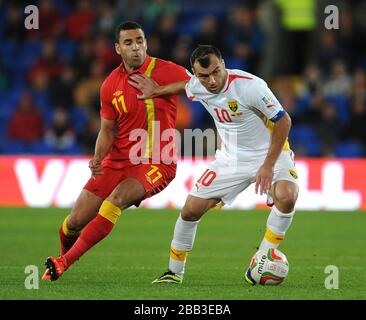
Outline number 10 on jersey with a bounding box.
[214,108,232,123]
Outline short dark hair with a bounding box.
[190,45,222,69]
[115,21,144,42]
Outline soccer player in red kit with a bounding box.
[42,21,190,281]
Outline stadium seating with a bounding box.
[0,1,364,157]
[334,141,365,158]
[289,125,322,156]
[325,95,351,122]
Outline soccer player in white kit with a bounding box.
[129,45,299,285]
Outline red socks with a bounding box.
[63,215,114,267]
[59,227,79,256]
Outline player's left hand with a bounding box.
[128,73,158,99]
[89,158,103,180]
[252,164,274,195]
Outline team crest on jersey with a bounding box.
[227,100,238,113]
[288,169,298,179]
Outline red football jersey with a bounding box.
[100,56,191,169]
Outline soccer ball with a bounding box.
[247,248,289,285]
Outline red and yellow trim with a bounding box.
[143,57,157,158]
[99,200,122,225]
[170,247,188,261]
[62,215,80,237]
[263,117,290,151]
[264,227,285,245]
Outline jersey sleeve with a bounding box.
[246,79,286,122]
[185,76,200,102]
[99,79,117,120]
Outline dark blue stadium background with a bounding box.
[0,0,365,157]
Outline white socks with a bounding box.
[169,215,200,277]
[259,206,295,250]
[167,207,294,277]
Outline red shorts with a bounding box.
[83,160,176,205]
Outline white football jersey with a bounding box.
[185,69,289,161]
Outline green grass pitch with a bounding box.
[0,207,365,300]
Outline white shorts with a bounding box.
[189,150,299,205]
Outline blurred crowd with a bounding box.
[0,0,365,157]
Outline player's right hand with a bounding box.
[128,73,158,99]
[89,158,103,179]
[252,164,274,195]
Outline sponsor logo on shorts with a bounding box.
[289,169,298,179]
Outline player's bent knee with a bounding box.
[67,214,85,232]
[181,196,216,221]
[180,209,200,221]
[276,195,296,213]
[180,204,203,221]
[106,194,124,210]
[107,179,146,210]
[274,182,298,213]
[106,194,139,211]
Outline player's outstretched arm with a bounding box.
[128,74,188,99]
[254,112,292,195]
[89,117,116,179]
